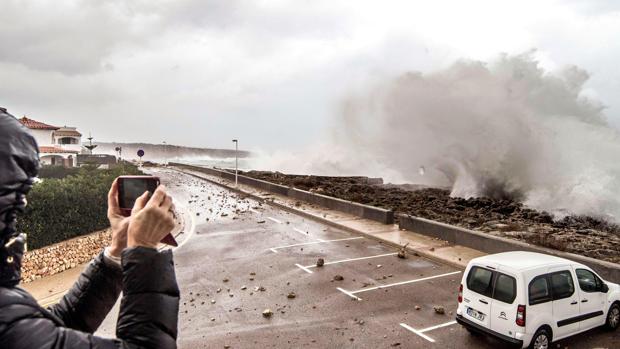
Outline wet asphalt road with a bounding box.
[146,167,618,349]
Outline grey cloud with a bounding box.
[0,1,144,74]
[0,0,347,75]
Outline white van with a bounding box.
[456,251,620,349]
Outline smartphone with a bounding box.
[117,175,178,246]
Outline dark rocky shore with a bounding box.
[237,170,620,263]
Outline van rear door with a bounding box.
[490,269,518,339]
[462,264,495,328]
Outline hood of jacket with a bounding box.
[0,107,39,287]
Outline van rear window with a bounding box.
[466,266,517,303]
[466,266,494,297]
[493,273,516,304]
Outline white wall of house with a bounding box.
[29,129,55,147]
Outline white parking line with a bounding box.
[267,217,282,224]
[269,237,363,253]
[400,323,436,342]
[303,252,398,269]
[336,287,362,301]
[293,227,308,236]
[337,271,461,301]
[419,320,458,333]
[295,263,314,274]
[400,320,457,343]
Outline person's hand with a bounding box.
[107,178,130,258]
[127,185,175,249]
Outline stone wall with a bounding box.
[21,229,111,283]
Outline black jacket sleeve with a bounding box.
[0,246,180,349]
[47,251,123,333]
[117,247,180,348]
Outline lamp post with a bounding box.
[232,139,238,187]
[163,141,167,166]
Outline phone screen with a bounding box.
[119,178,159,209]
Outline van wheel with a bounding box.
[606,303,620,330]
[529,328,551,349]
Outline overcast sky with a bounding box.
[1,0,619,151]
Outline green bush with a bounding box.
[17,164,143,249]
[38,165,81,179]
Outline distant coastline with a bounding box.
[96,142,252,160]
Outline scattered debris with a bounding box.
[433,305,445,314]
[333,275,344,281]
[316,258,325,267]
[397,243,409,259]
[287,292,297,299]
[262,309,273,318]
[415,305,421,310]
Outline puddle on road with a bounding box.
[406,259,435,269]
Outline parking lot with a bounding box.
[139,168,618,348]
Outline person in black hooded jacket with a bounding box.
[0,106,180,349]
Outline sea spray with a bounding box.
[251,52,620,221]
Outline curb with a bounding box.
[172,167,467,270]
[169,162,394,224]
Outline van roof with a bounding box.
[471,251,579,272]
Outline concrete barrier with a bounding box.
[399,214,620,283]
[169,163,394,224]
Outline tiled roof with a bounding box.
[19,116,59,130]
[39,146,79,154]
[54,128,82,137]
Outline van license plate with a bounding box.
[467,307,485,321]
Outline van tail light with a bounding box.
[516,304,526,327]
[458,284,463,303]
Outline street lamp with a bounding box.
[232,139,238,187]
[162,141,167,166]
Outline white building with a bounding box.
[19,117,82,167]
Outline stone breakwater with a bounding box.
[21,229,111,283]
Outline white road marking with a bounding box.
[336,287,362,301]
[400,323,436,343]
[269,237,363,252]
[303,252,398,269]
[293,227,307,235]
[249,208,261,214]
[419,320,457,333]
[269,248,279,253]
[295,263,314,274]
[351,271,461,294]
[400,320,458,343]
[337,271,462,301]
[267,217,282,224]
[174,202,197,250]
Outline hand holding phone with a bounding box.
[126,186,176,249]
[117,176,178,247]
